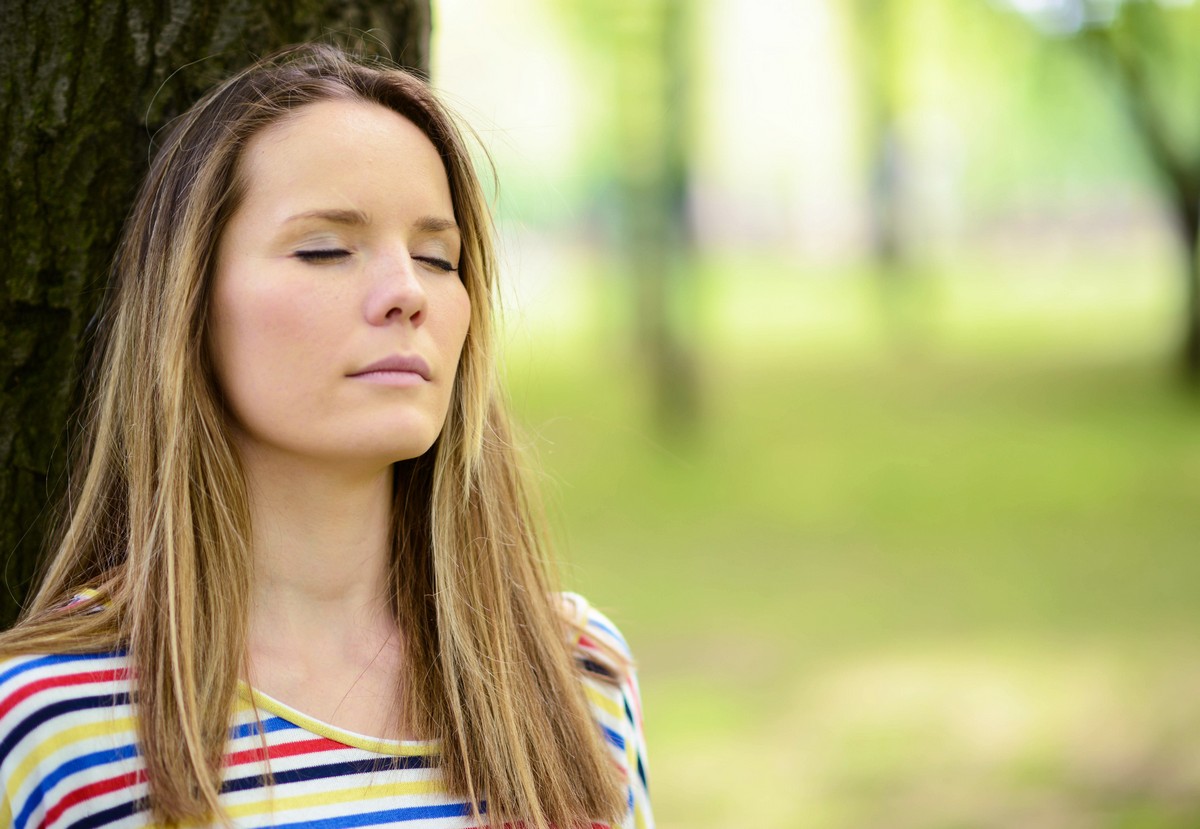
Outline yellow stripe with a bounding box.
[3,715,136,811]
[584,683,623,719]
[224,779,445,818]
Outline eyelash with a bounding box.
[294,249,350,264]
[293,250,457,273]
[415,256,458,273]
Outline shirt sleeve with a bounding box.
[0,654,45,829]
[563,593,654,829]
[617,660,652,829]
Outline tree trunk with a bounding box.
[1077,22,1200,385]
[0,0,431,628]
[1178,201,1200,382]
[856,0,906,269]
[614,0,700,438]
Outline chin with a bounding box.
[387,440,439,464]
[340,414,446,462]
[381,430,444,465]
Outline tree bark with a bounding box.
[0,0,431,627]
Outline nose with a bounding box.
[364,250,427,326]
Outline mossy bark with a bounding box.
[0,0,431,627]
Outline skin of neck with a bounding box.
[235,441,412,738]
[239,441,399,662]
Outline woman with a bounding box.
[0,44,650,829]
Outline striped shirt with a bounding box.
[0,595,651,829]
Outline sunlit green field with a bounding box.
[504,244,1200,829]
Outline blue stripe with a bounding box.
[222,755,435,795]
[586,617,628,649]
[65,795,147,829]
[600,723,625,751]
[271,800,475,828]
[0,692,131,768]
[14,742,139,829]
[229,715,301,740]
[0,652,120,687]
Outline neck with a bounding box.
[240,444,396,639]
[235,441,415,739]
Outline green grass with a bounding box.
[503,248,1200,828]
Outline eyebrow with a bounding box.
[284,208,370,226]
[414,216,460,235]
[283,210,459,236]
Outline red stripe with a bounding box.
[39,768,147,829]
[0,668,129,719]
[224,736,347,767]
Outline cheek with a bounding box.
[215,264,341,351]
[441,284,473,378]
[208,270,340,412]
[451,285,472,352]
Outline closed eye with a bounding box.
[294,249,351,264]
[414,256,458,273]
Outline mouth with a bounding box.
[348,354,432,381]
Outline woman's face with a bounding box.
[208,99,471,471]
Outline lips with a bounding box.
[349,354,431,380]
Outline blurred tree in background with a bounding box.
[1005,0,1200,381]
[547,0,702,437]
[0,0,430,627]
[854,0,909,269]
[850,0,938,348]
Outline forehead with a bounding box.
[235,99,452,219]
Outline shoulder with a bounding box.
[0,651,132,759]
[559,589,642,733]
[560,591,641,728]
[0,652,136,825]
[559,593,653,827]
[560,591,634,680]
[0,650,130,699]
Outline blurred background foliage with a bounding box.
[433,1,1200,826]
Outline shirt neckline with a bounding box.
[235,680,440,757]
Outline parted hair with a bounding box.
[0,43,626,828]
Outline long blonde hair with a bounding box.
[0,43,625,828]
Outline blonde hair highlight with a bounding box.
[1,43,626,828]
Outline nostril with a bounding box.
[383,305,423,323]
